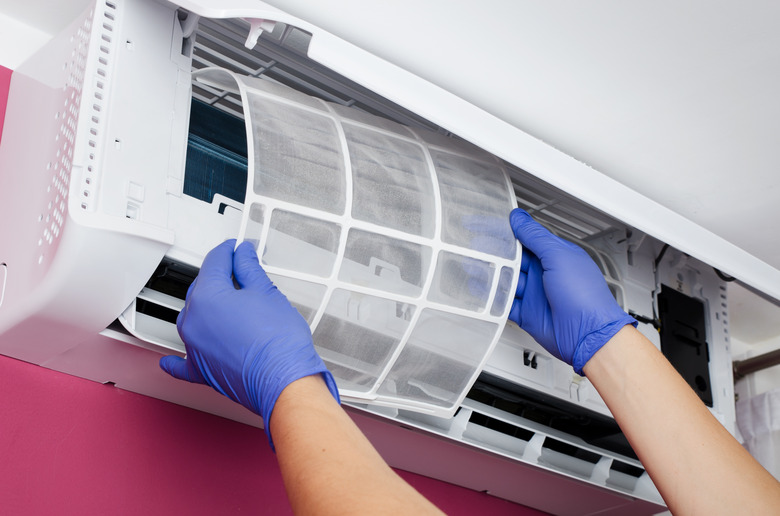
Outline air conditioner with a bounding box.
[1,1,770,514]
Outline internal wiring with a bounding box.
[653,243,670,269]
[629,310,660,330]
[647,243,670,332]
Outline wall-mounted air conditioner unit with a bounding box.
[2,1,771,514]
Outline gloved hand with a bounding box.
[508,208,636,375]
[159,239,340,448]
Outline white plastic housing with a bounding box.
[0,0,186,361]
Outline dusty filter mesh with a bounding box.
[194,67,521,416]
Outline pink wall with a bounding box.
[0,354,542,515]
[0,64,543,515]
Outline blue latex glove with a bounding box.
[508,208,636,375]
[159,239,340,448]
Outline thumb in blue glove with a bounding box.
[159,239,340,448]
[508,208,636,375]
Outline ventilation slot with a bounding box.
[607,460,645,491]
[467,374,638,460]
[511,170,623,243]
[136,298,179,324]
[143,258,199,301]
[460,397,646,489]
[720,284,729,344]
[463,412,536,455]
[80,0,119,212]
[118,257,199,351]
[539,436,602,479]
[38,8,93,265]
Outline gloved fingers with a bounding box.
[509,208,560,262]
[516,249,541,298]
[176,303,186,333]
[184,276,197,301]
[176,279,196,336]
[197,239,238,286]
[232,241,274,291]
[520,248,534,274]
[515,270,528,298]
[509,297,523,326]
[159,355,205,384]
[510,254,544,326]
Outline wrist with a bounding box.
[574,314,637,375]
[247,347,340,450]
[269,373,342,444]
[581,324,645,379]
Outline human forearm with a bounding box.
[271,374,443,516]
[508,209,780,512]
[584,326,780,515]
[161,242,440,514]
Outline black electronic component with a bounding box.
[657,285,713,406]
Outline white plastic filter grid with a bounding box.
[194,68,521,416]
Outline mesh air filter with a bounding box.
[194,67,520,416]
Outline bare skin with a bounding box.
[270,374,444,515]
[269,326,780,515]
[584,325,780,515]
